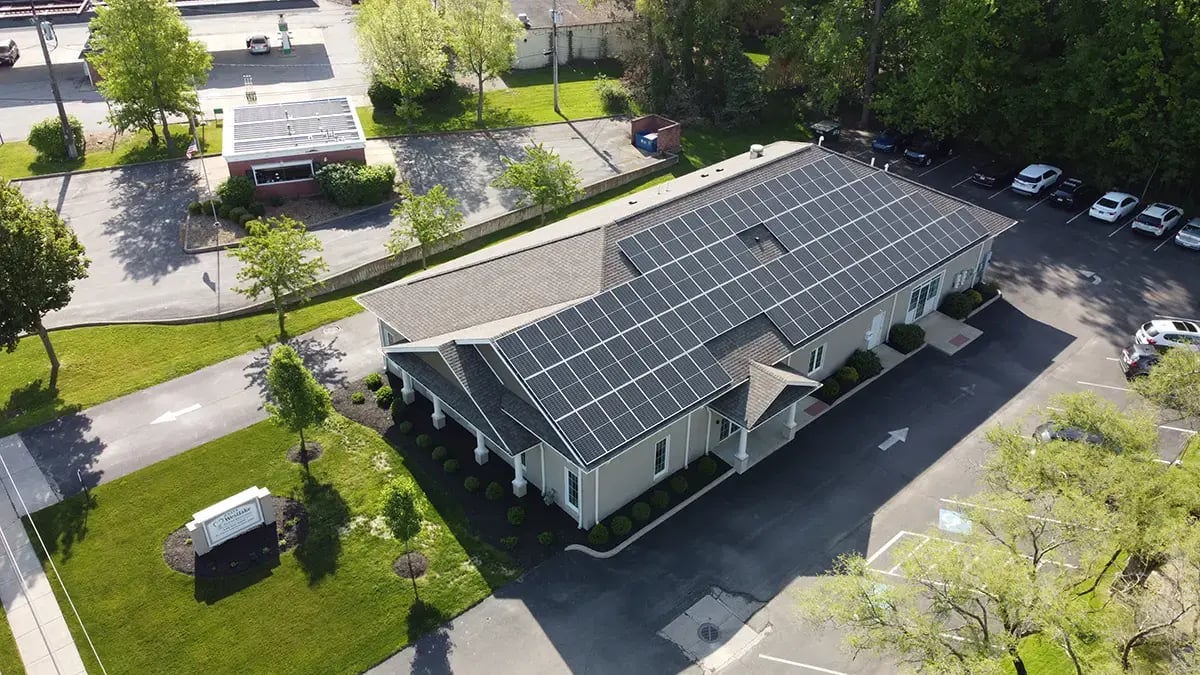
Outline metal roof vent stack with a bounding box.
[749,143,764,158]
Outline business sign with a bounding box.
[190,486,271,551]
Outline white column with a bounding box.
[400,370,415,404]
[785,401,798,431]
[431,396,446,429]
[512,454,527,497]
[473,429,488,465]
[734,427,749,461]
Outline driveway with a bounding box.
[18,118,658,327]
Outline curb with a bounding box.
[10,151,221,183]
[967,290,1003,318]
[565,469,734,559]
[181,198,400,254]
[362,114,626,141]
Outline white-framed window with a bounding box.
[518,453,527,469]
[807,344,826,375]
[251,160,315,186]
[564,468,580,512]
[719,417,738,441]
[653,438,669,479]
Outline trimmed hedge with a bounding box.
[216,175,256,210]
[464,476,481,492]
[835,366,860,391]
[507,506,526,526]
[314,162,396,207]
[964,289,984,308]
[350,391,365,404]
[415,434,433,449]
[364,373,383,391]
[939,292,974,320]
[846,349,883,380]
[485,481,504,501]
[431,446,448,462]
[973,280,999,301]
[228,206,249,223]
[611,515,632,537]
[443,459,459,474]
[888,323,926,354]
[631,501,652,522]
[587,523,610,546]
[27,115,85,160]
[500,536,518,550]
[650,489,670,510]
[594,75,632,115]
[239,213,257,226]
[814,378,841,404]
[696,455,718,477]
[396,420,413,434]
[670,475,689,495]
[537,531,555,546]
[390,399,405,421]
[374,385,394,407]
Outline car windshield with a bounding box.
[1097,197,1119,208]
[1017,172,1041,183]
[251,37,266,43]
[1143,322,1159,337]
[0,45,9,53]
[1182,223,1200,235]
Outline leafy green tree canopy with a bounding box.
[491,143,582,225]
[387,183,465,269]
[231,216,329,339]
[356,0,448,104]
[442,0,523,124]
[264,344,331,471]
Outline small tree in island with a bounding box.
[0,179,90,392]
[387,184,464,269]
[491,143,583,225]
[231,216,329,339]
[382,476,424,594]
[264,344,331,472]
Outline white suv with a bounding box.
[1135,318,1200,349]
[1130,203,1184,237]
[1011,164,1062,196]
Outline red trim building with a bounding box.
[222,96,367,199]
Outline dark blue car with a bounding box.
[871,129,911,154]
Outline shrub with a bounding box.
[500,535,518,550]
[188,201,202,215]
[973,280,999,301]
[216,175,256,210]
[939,291,974,320]
[314,162,397,207]
[443,459,459,474]
[247,202,267,217]
[239,213,257,226]
[390,398,405,421]
[397,420,413,434]
[610,515,633,538]
[835,366,860,391]
[485,481,504,501]
[431,446,448,462]
[696,455,718,477]
[846,349,883,380]
[888,323,926,354]
[415,434,432,449]
[217,202,233,219]
[587,523,610,547]
[507,506,526,526]
[351,391,365,404]
[670,475,689,495]
[374,385,394,407]
[27,115,85,160]
[537,531,555,546]
[964,289,984,308]
[269,194,286,207]
[464,476,481,492]
[650,489,670,510]
[814,378,841,403]
[631,501,652,522]
[594,75,632,115]
[364,372,383,390]
[367,78,403,111]
[228,206,248,222]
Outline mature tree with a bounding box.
[382,476,423,594]
[356,0,448,124]
[442,0,523,125]
[264,344,331,472]
[768,0,869,116]
[387,184,464,269]
[231,217,329,339]
[1132,346,1200,428]
[491,143,582,225]
[0,180,90,391]
[88,0,212,152]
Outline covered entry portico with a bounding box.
[707,361,821,473]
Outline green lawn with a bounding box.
[0,617,24,675]
[1183,433,1200,465]
[28,415,514,674]
[358,61,626,136]
[0,122,221,180]
[743,36,770,69]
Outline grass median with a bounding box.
[28,415,515,674]
[0,123,220,181]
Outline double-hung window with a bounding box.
[565,468,580,512]
[807,344,826,375]
[719,417,738,441]
[653,438,669,479]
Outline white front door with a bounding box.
[905,274,942,323]
[866,310,886,348]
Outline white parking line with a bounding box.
[759,654,851,674]
[1077,380,1131,392]
[952,175,975,188]
[1104,357,1120,362]
[1159,425,1197,435]
[1025,194,1053,212]
[919,156,959,177]
[865,530,909,565]
[987,186,1008,200]
[1154,236,1174,252]
[1067,209,1089,224]
[1108,219,1131,237]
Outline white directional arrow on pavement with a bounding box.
[151,403,202,425]
[878,427,909,451]
[1077,269,1103,285]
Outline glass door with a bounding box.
[905,274,942,322]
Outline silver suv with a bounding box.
[1135,317,1200,349]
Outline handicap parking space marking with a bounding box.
[1066,208,1090,224]
[938,508,973,535]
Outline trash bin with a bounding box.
[634,132,659,153]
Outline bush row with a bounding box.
[814,348,885,404]
[27,115,86,161]
[587,456,721,547]
[315,162,397,207]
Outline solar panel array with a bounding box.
[495,154,992,462]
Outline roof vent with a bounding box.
[749,143,765,158]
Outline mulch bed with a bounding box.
[330,385,396,430]
[286,441,324,464]
[163,497,308,577]
[393,552,429,579]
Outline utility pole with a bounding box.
[550,0,559,114]
[30,1,78,160]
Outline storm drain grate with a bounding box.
[697,622,720,643]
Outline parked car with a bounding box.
[1048,177,1097,210]
[1033,422,1106,446]
[871,129,911,154]
[809,120,842,143]
[970,160,1018,188]
[1120,343,1162,378]
[1130,203,1184,237]
[0,37,18,66]
[1011,163,1062,196]
[246,34,271,54]
[1088,191,1139,223]
[903,133,953,167]
[1174,218,1200,250]
[1135,317,1200,349]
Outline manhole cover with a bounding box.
[697,622,720,643]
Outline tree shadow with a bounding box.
[0,379,80,436]
[242,332,350,398]
[100,160,203,282]
[26,489,96,563]
[407,599,453,675]
[291,475,349,585]
[19,410,105,500]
